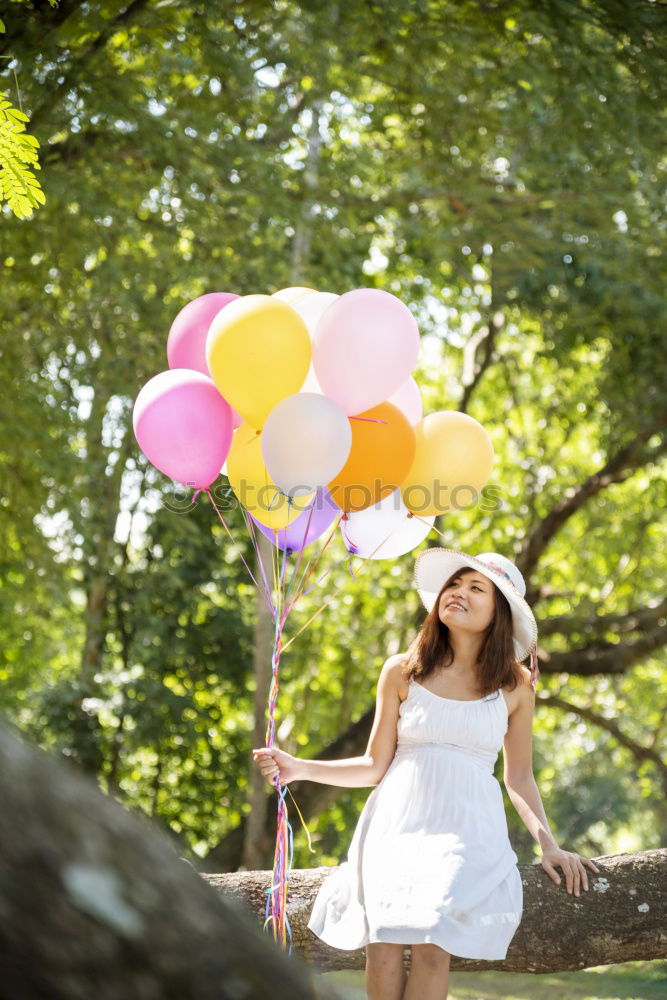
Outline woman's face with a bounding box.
[437,569,496,635]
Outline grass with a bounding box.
[318,960,667,999]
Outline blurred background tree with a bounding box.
[0,0,665,881]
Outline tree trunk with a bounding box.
[0,722,339,1000]
[206,850,667,973]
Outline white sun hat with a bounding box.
[414,548,540,689]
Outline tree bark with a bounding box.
[0,722,339,1000]
[206,850,667,973]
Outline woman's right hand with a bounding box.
[252,746,302,785]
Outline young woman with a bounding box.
[253,548,601,1000]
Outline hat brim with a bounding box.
[414,548,538,662]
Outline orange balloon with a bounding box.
[400,411,494,516]
[328,402,416,513]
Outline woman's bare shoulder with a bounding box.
[504,664,534,716]
[381,652,410,701]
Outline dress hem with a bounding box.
[368,930,515,961]
[307,923,517,961]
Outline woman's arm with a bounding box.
[253,654,405,788]
[503,675,558,849]
[505,775,558,852]
[503,669,601,895]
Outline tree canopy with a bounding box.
[0,0,665,873]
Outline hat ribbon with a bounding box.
[483,560,519,592]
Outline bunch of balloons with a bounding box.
[133,285,495,559]
[132,283,495,953]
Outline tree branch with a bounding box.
[538,693,666,789]
[208,850,667,972]
[540,596,667,637]
[459,308,503,413]
[28,0,153,132]
[518,424,667,593]
[542,620,667,678]
[0,1,89,59]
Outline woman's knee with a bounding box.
[410,942,451,970]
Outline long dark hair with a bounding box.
[404,567,523,698]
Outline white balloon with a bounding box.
[388,376,423,425]
[340,489,434,559]
[291,293,339,393]
[261,393,352,499]
[292,292,339,334]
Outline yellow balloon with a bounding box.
[400,411,494,516]
[227,423,314,530]
[207,295,312,429]
[272,286,318,303]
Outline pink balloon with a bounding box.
[313,288,420,415]
[133,369,233,488]
[388,377,423,425]
[167,292,239,374]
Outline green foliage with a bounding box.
[0,92,43,217]
[0,0,665,866]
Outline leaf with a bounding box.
[0,98,45,218]
[6,108,30,124]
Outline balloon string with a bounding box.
[286,783,316,854]
[272,537,282,622]
[349,416,388,424]
[285,552,315,609]
[263,547,309,954]
[197,488,274,615]
[195,484,300,951]
[340,514,355,551]
[409,510,448,538]
[260,507,344,950]
[241,510,275,616]
[280,515,408,653]
[296,556,353,598]
[278,542,290,630]
[282,501,316,611]
[256,499,414,949]
[263,777,291,950]
[284,513,342,616]
[262,534,290,948]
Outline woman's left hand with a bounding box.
[540,844,601,896]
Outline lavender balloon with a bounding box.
[250,488,339,552]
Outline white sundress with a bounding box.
[307,675,523,960]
